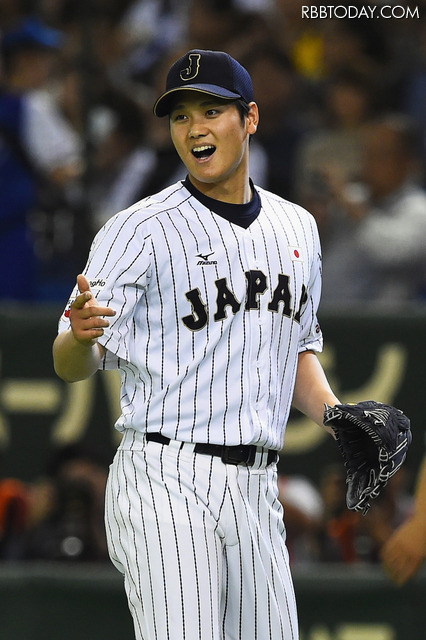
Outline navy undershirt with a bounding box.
[183,176,261,229]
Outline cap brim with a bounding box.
[153,84,241,117]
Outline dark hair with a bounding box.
[233,98,251,125]
[233,99,255,144]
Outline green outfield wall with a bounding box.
[0,563,424,640]
[0,307,425,639]
[0,306,424,485]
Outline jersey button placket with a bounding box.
[242,231,264,428]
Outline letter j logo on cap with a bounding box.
[180,53,201,81]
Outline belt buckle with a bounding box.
[221,445,255,466]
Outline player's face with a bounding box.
[169,92,258,203]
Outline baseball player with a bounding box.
[53,49,340,640]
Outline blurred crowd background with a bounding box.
[0,0,425,568]
[0,441,417,567]
[1,0,425,307]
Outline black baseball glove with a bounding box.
[323,400,412,515]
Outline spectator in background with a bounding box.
[295,67,379,234]
[382,454,426,585]
[319,115,426,307]
[0,466,56,561]
[356,469,413,564]
[399,19,426,181]
[316,463,361,563]
[185,0,243,53]
[270,7,389,93]
[89,94,161,229]
[26,445,109,562]
[320,16,390,81]
[0,16,83,301]
[277,473,323,566]
[271,0,326,82]
[108,0,190,103]
[315,462,413,565]
[105,50,188,214]
[0,477,30,560]
[245,45,310,201]
[0,444,109,562]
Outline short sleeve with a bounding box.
[298,215,323,354]
[58,208,152,364]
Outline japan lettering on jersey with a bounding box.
[58,181,323,449]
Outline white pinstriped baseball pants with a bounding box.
[105,430,299,640]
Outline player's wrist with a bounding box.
[70,328,98,348]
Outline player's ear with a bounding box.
[247,102,259,135]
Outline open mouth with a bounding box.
[192,145,216,160]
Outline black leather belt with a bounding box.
[146,432,278,466]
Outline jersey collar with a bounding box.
[183,176,261,229]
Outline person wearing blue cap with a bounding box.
[0,16,82,300]
[54,48,341,640]
[1,16,63,54]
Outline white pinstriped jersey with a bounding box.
[59,180,323,450]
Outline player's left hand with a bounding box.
[323,401,412,515]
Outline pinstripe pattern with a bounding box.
[59,179,323,640]
[59,180,323,450]
[105,432,298,640]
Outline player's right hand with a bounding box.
[69,274,116,346]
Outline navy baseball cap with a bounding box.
[153,49,254,117]
[1,17,63,53]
